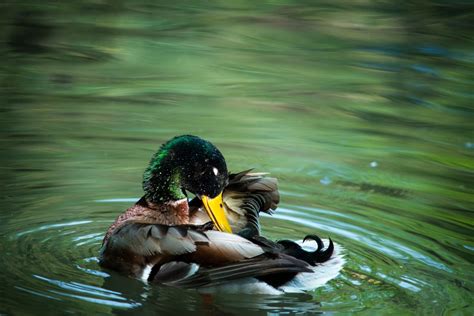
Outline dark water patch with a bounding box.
[12,168,48,173]
[336,181,409,198]
[7,10,54,54]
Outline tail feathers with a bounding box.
[249,234,334,266]
[278,235,334,265]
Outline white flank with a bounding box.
[140,264,153,283]
[198,278,283,295]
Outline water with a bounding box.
[1,1,473,315]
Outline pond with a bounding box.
[1,1,473,315]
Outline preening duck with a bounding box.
[99,135,340,292]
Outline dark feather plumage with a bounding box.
[246,234,335,266]
[155,253,312,288]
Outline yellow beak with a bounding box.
[201,192,232,233]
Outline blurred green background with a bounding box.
[0,1,473,315]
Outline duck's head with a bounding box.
[143,135,232,232]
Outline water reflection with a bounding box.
[1,0,473,314]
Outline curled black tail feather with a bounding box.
[303,234,324,252]
[305,235,334,263]
[277,235,334,266]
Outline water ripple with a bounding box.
[15,220,93,238]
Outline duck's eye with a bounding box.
[213,167,219,176]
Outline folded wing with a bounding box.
[152,253,312,288]
[100,222,267,277]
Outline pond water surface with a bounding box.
[1,1,473,315]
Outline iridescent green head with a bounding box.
[143,135,228,203]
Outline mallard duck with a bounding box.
[99,135,338,293]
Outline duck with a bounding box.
[99,135,339,293]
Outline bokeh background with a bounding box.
[1,1,473,315]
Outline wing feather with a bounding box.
[159,254,311,288]
[202,230,264,260]
[220,170,280,235]
[101,222,210,258]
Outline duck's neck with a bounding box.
[143,160,186,204]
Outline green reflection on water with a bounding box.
[1,1,473,315]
